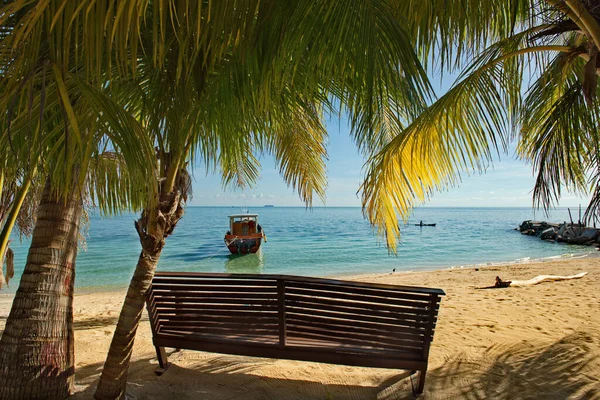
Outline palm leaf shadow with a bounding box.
[428,331,600,399]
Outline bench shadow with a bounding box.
[427,331,600,399]
[71,351,416,400]
[71,331,600,399]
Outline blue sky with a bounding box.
[190,119,590,208]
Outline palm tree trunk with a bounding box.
[95,187,185,400]
[0,178,82,399]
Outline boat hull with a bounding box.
[224,234,263,254]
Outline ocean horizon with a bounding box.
[2,206,594,293]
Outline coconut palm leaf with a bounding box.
[392,0,538,71]
[517,51,593,211]
[360,24,591,250]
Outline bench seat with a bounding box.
[146,272,444,396]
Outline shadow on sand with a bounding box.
[70,331,600,399]
[426,331,599,399]
[71,351,416,400]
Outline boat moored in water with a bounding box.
[224,213,266,254]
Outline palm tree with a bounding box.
[91,1,435,398]
[1,1,430,397]
[0,3,157,397]
[362,0,600,250]
[92,3,600,398]
[0,111,155,400]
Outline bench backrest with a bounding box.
[147,272,444,361]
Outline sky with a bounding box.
[190,119,590,208]
[189,70,591,209]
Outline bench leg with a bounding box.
[154,346,170,376]
[415,370,427,396]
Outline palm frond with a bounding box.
[360,28,570,250]
[517,52,592,211]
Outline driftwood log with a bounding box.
[477,272,588,289]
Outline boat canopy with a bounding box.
[228,214,258,218]
[228,214,260,235]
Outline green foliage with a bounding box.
[362,1,600,250]
[0,0,433,214]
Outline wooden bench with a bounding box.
[146,272,444,395]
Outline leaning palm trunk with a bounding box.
[0,178,82,399]
[95,169,188,400]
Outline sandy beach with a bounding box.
[1,258,599,399]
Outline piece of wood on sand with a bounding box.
[477,272,588,289]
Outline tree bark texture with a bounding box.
[0,179,82,399]
[95,188,185,400]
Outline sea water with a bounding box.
[3,207,593,291]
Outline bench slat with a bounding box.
[152,278,278,286]
[285,300,431,326]
[150,298,277,306]
[285,306,429,333]
[151,292,277,300]
[285,286,434,309]
[155,304,278,312]
[157,330,279,345]
[286,292,435,317]
[158,319,278,329]
[286,323,424,351]
[286,329,423,354]
[151,286,278,293]
[285,281,434,302]
[286,314,427,343]
[160,326,279,336]
[155,310,278,319]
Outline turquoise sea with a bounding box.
[4,207,593,292]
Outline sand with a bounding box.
[1,258,599,399]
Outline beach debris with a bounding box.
[477,272,588,289]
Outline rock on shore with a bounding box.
[518,220,599,246]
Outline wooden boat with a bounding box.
[415,223,436,227]
[224,213,266,254]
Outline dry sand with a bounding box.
[1,258,599,399]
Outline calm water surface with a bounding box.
[5,207,592,291]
